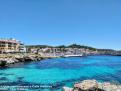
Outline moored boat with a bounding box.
[63,54,83,57]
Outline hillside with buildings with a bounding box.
[26,44,98,57]
[0,38,121,67]
[0,38,121,56]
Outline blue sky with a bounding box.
[0,0,121,50]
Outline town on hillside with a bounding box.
[0,38,121,67]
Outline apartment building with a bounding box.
[0,38,26,53]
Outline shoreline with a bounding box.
[0,53,59,68]
[0,54,121,68]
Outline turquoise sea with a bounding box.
[0,55,121,91]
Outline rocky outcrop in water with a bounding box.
[63,80,121,91]
[0,54,54,67]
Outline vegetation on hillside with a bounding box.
[26,44,97,51]
[26,45,53,49]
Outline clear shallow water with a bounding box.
[0,55,121,91]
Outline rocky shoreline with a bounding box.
[0,53,57,67]
[63,80,121,91]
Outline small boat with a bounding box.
[63,54,83,57]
